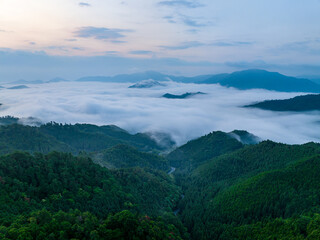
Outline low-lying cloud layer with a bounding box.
[0,82,319,145]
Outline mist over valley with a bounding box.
[1,71,319,145]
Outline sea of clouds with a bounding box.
[0,81,319,145]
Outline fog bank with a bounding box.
[0,81,319,145]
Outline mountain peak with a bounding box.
[202,69,320,92]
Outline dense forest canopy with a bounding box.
[0,117,174,154]
[0,116,320,239]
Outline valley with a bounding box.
[2,1,320,238]
[0,118,320,239]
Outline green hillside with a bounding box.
[213,155,320,224]
[39,122,166,152]
[92,144,169,171]
[204,155,320,239]
[0,120,171,154]
[0,124,72,154]
[177,141,320,239]
[1,120,320,239]
[0,151,186,239]
[166,131,244,171]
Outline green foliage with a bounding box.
[0,124,72,154]
[177,140,320,239]
[234,213,320,240]
[0,209,184,240]
[229,130,261,145]
[212,155,320,224]
[2,122,320,240]
[39,122,166,152]
[0,122,169,155]
[113,167,181,214]
[93,144,169,171]
[0,152,181,227]
[194,141,320,185]
[166,131,243,171]
[0,116,20,125]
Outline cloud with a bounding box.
[1,49,320,83]
[209,41,254,47]
[72,47,85,51]
[104,51,120,55]
[273,40,320,56]
[160,41,205,50]
[163,14,210,27]
[158,0,204,8]
[186,29,199,34]
[111,40,127,44]
[44,45,85,53]
[65,39,77,42]
[79,2,91,7]
[129,50,154,55]
[46,46,69,52]
[74,26,132,40]
[181,16,207,27]
[160,40,252,50]
[225,60,269,69]
[163,16,177,24]
[0,81,319,146]
[0,29,13,33]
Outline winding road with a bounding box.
[168,167,176,174]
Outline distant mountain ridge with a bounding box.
[47,77,69,83]
[201,69,320,92]
[76,70,213,84]
[7,85,29,89]
[246,94,320,112]
[10,79,44,84]
[4,69,320,93]
[75,69,320,93]
[77,71,172,83]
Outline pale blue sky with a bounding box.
[1,0,320,80]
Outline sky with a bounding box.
[1,0,320,80]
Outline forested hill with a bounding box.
[246,94,320,112]
[92,144,169,171]
[166,130,259,172]
[0,152,187,239]
[176,140,320,239]
[1,116,320,239]
[0,117,174,154]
